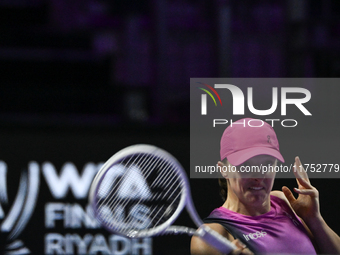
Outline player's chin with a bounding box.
[245,189,270,200]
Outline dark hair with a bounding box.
[218,178,228,201]
[218,158,229,201]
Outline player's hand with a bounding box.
[281,156,320,222]
[229,239,253,255]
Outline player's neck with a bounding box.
[223,192,271,216]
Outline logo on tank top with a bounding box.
[283,210,300,226]
[243,230,267,241]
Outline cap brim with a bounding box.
[227,147,285,166]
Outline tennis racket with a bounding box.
[89,144,237,254]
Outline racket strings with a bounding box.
[152,169,182,200]
[98,151,166,229]
[98,151,155,210]
[102,154,152,210]
[147,169,183,228]
[114,155,174,232]
[96,151,184,235]
[114,153,182,232]
[149,155,177,189]
[106,153,167,231]
[152,181,183,229]
[97,152,149,225]
[131,160,182,230]
[149,162,179,200]
[96,151,140,208]
[98,152,158,224]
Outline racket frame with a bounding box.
[89,144,237,253]
[89,144,189,237]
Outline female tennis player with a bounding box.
[191,118,340,255]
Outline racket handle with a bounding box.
[197,225,237,254]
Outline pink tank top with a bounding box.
[204,195,316,254]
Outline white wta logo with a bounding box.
[0,161,40,254]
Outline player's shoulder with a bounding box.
[270,190,292,208]
[205,223,232,236]
[270,190,286,200]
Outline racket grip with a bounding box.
[197,225,237,254]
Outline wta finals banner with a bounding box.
[0,129,190,255]
[190,78,340,178]
[0,161,152,255]
[0,131,156,255]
